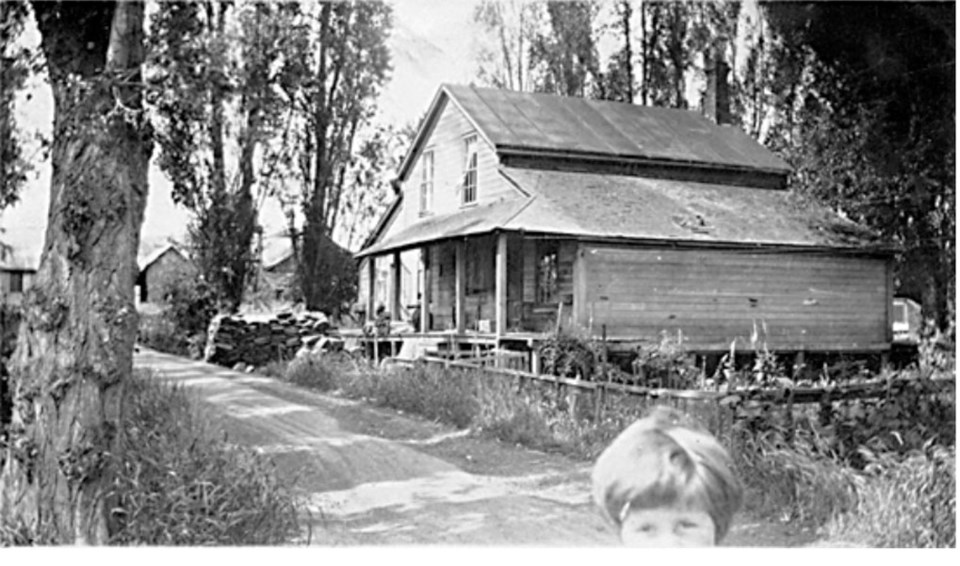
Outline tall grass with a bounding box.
[1,370,304,545]
[825,445,956,547]
[107,371,303,545]
[275,351,955,547]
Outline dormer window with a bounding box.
[462,135,478,205]
[419,150,434,213]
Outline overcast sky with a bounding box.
[0,0,481,256]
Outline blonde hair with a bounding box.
[591,406,743,543]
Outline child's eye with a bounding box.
[676,520,699,530]
[638,523,656,533]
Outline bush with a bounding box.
[537,330,598,379]
[631,331,700,388]
[138,312,191,357]
[825,445,956,547]
[138,263,217,358]
[107,371,302,545]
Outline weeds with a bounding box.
[270,337,955,547]
[108,371,302,545]
[825,444,956,547]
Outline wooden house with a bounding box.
[136,243,189,304]
[356,84,893,362]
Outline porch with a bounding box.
[357,230,579,368]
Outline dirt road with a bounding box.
[134,349,818,547]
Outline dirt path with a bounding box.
[134,349,819,547]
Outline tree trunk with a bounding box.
[0,1,151,544]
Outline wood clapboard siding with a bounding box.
[582,246,889,350]
[389,99,515,240]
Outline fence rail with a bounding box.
[395,355,955,407]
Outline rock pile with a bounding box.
[203,310,331,367]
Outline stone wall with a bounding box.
[203,310,330,368]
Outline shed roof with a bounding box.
[399,85,791,182]
[358,167,883,257]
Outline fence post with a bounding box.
[594,324,608,422]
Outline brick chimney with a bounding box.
[702,46,731,125]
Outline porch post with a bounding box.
[420,247,430,333]
[495,232,507,337]
[391,251,402,321]
[366,255,376,324]
[455,239,466,333]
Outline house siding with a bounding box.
[140,250,188,303]
[581,245,889,351]
[387,99,517,246]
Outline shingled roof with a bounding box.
[359,167,883,258]
[398,84,791,182]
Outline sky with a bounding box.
[0,0,482,262]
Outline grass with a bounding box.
[269,351,956,547]
[1,370,304,546]
[108,371,303,545]
[824,445,956,547]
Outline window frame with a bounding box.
[419,149,434,215]
[462,135,478,205]
[9,271,24,294]
[535,241,560,306]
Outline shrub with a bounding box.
[108,371,302,545]
[138,312,191,357]
[631,330,700,388]
[537,330,598,379]
[139,263,217,358]
[825,444,956,547]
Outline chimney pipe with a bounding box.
[703,43,731,125]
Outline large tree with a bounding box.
[0,0,152,543]
[762,1,955,329]
[529,1,600,97]
[472,0,540,92]
[274,1,391,313]
[0,0,31,211]
[150,0,293,313]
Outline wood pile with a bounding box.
[203,310,331,367]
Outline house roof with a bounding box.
[137,243,186,272]
[358,167,884,257]
[398,84,791,182]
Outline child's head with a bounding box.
[591,406,742,547]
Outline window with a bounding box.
[536,242,559,304]
[462,135,478,204]
[419,150,434,213]
[9,271,24,294]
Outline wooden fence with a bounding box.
[388,353,954,442]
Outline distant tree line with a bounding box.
[472,0,954,330]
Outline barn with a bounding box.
[356,84,893,365]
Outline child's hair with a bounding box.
[591,406,743,543]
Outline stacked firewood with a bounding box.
[203,310,331,368]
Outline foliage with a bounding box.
[825,445,955,548]
[729,421,861,527]
[137,263,217,358]
[137,312,190,357]
[473,0,539,92]
[155,262,218,338]
[265,1,392,312]
[106,371,302,545]
[528,1,600,97]
[630,331,700,388]
[537,330,598,379]
[0,0,32,210]
[761,1,955,329]
[149,1,296,312]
